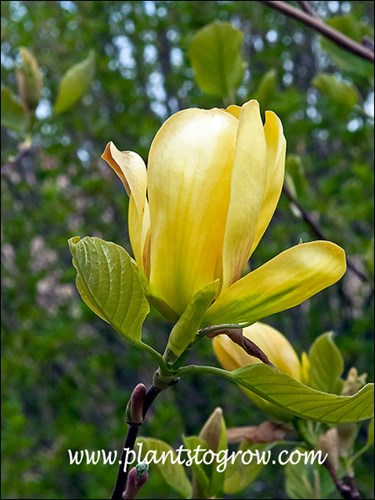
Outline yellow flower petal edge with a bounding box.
[249,111,286,257]
[222,100,268,289]
[204,241,346,326]
[101,142,150,269]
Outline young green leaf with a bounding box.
[166,280,219,360]
[182,435,211,497]
[68,236,149,346]
[312,73,358,109]
[285,154,307,198]
[367,418,374,447]
[1,87,28,132]
[135,438,192,499]
[285,447,336,499]
[224,442,274,494]
[231,364,373,424]
[186,364,374,424]
[307,332,344,394]
[189,21,244,98]
[54,50,95,114]
[253,69,277,110]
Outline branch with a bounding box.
[111,371,179,500]
[297,1,316,17]
[111,384,161,500]
[282,184,372,285]
[323,459,361,500]
[259,1,374,62]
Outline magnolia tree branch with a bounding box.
[297,0,317,17]
[282,184,372,285]
[111,384,161,500]
[323,459,361,500]
[111,373,179,500]
[259,1,374,62]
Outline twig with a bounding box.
[259,1,374,62]
[282,184,372,286]
[323,459,361,500]
[297,1,316,17]
[111,384,161,500]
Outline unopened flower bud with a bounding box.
[125,383,146,425]
[16,47,42,113]
[199,407,225,453]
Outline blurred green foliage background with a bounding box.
[1,1,373,498]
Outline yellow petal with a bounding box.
[249,111,286,257]
[101,142,149,270]
[221,100,268,289]
[212,334,243,371]
[213,322,302,380]
[243,323,301,380]
[226,104,241,119]
[204,241,346,326]
[148,108,238,314]
[128,197,150,273]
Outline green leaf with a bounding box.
[285,154,307,197]
[253,69,277,110]
[182,435,210,497]
[68,236,149,346]
[189,21,244,98]
[187,364,374,424]
[232,364,373,424]
[224,442,273,495]
[320,15,373,78]
[166,280,219,360]
[54,50,95,114]
[367,418,374,447]
[285,447,336,499]
[307,332,344,394]
[312,73,358,109]
[1,87,28,132]
[136,438,192,499]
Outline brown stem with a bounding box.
[282,184,372,286]
[259,1,374,62]
[110,385,161,500]
[297,1,317,17]
[323,459,361,500]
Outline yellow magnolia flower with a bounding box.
[213,322,309,419]
[102,100,346,326]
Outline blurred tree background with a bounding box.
[1,1,374,498]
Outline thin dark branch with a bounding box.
[297,1,317,17]
[259,1,374,62]
[323,459,361,500]
[111,385,161,500]
[283,184,372,285]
